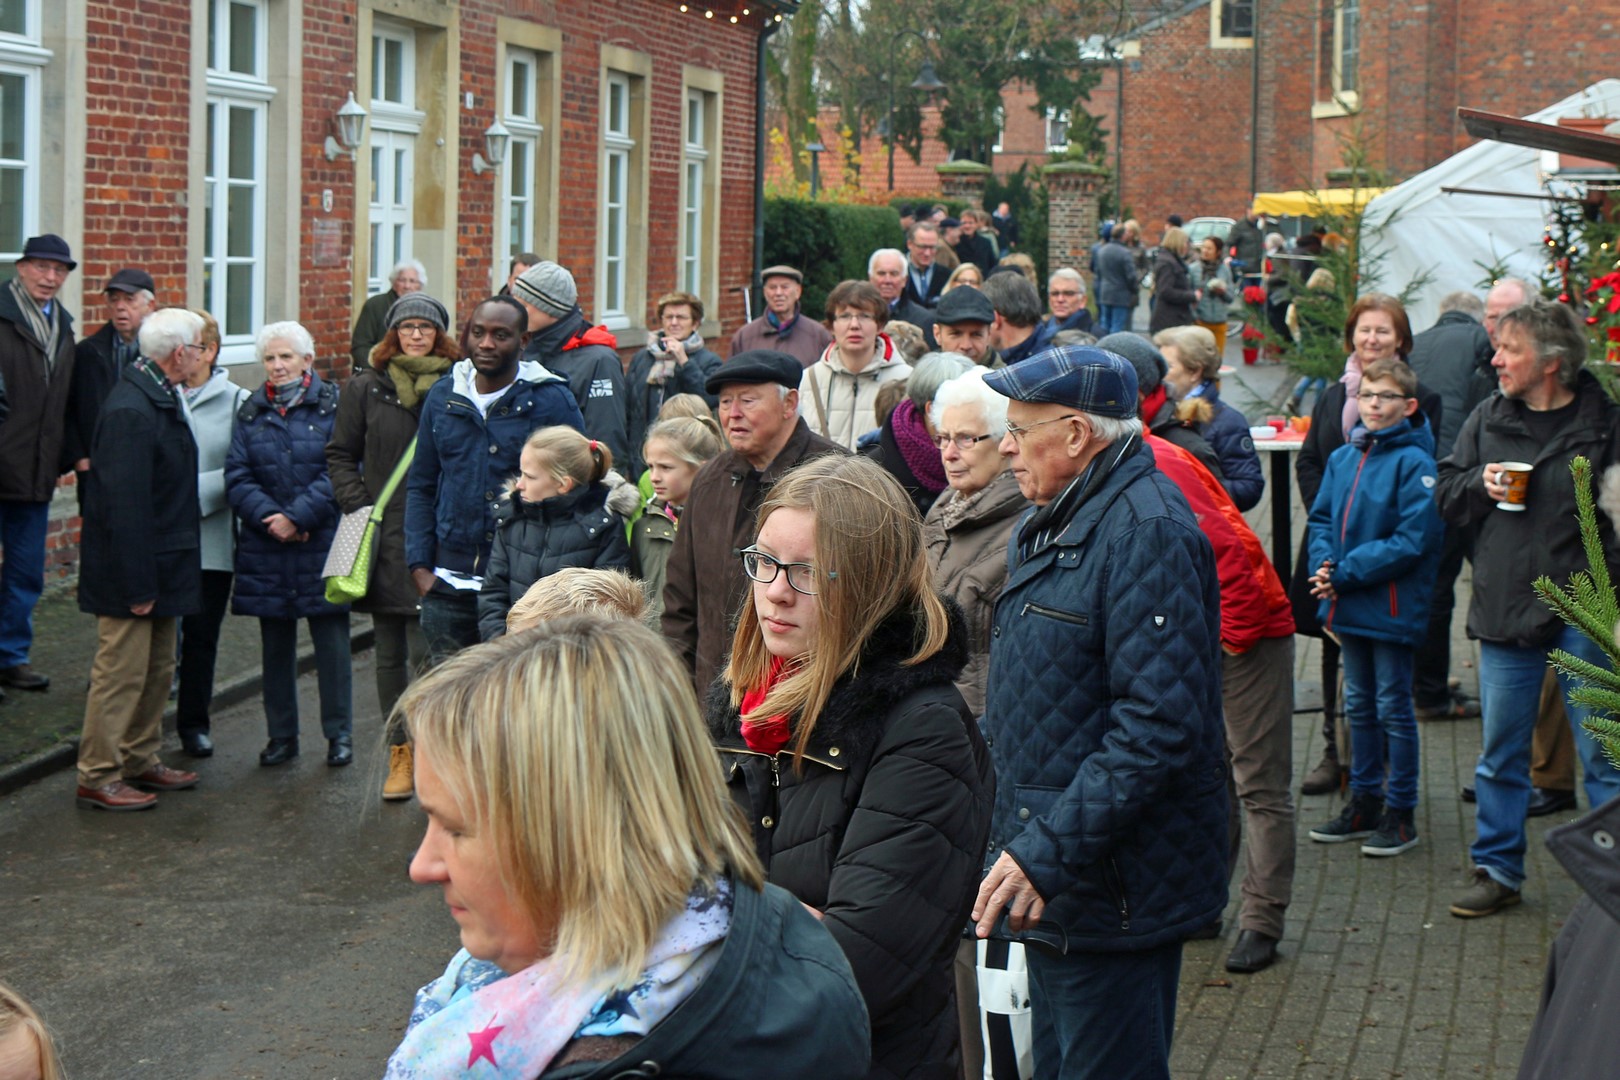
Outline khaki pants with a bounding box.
[77,616,177,789]
[1531,666,1576,792]
[1223,635,1297,939]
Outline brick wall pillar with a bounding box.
[1042,161,1109,275]
[935,161,991,210]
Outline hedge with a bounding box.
[763,199,905,318]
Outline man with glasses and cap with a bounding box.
[0,234,80,695]
[970,345,1227,1079]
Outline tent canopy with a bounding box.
[1362,79,1620,332]
[1252,187,1388,218]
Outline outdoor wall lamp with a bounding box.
[472,120,512,176]
[324,92,368,161]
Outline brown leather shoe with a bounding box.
[76,780,157,811]
[128,764,199,791]
[0,663,49,690]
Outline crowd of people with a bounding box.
[1,203,1619,1080]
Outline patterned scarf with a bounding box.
[7,278,60,374]
[890,399,947,495]
[383,879,733,1080]
[765,307,801,340]
[385,353,453,411]
[266,371,312,416]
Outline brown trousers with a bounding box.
[77,616,177,789]
[1532,666,1576,791]
[1223,634,1297,939]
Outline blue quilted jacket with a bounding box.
[983,439,1228,952]
[1306,414,1442,647]
[1191,381,1265,512]
[226,374,346,619]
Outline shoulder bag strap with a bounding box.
[807,367,831,439]
[369,437,417,523]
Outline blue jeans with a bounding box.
[419,589,480,667]
[1097,304,1132,336]
[0,500,49,668]
[1026,940,1182,1079]
[260,613,353,741]
[1473,627,1620,889]
[1338,633,1419,810]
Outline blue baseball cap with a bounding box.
[981,345,1138,418]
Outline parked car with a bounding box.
[1187,216,1236,251]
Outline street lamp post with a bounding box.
[806,141,825,198]
[886,30,946,191]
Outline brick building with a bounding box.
[3,0,784,580]
[1098,0,1620,243]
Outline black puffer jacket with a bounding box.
[709,602,994,1080]
[476,483,631,639]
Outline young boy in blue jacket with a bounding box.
[1304,357,1442,856]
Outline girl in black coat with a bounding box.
[477,426,632,640]
[709,454,994,1080]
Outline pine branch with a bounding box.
[1548,649,1620,695]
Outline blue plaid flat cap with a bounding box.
[981,344,1138,417]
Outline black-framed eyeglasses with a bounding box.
[1355,390,1407,403]
[933,432,996,451]
[739,546,835,596]
[1004,414,1078,441]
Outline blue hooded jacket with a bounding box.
[1306,413,1443,646]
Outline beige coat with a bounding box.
[799,336,911,451]
[922,467,1029,715]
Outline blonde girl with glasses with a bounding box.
[711,453,993,1079]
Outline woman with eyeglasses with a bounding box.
[801,280,912,451]
[326,294,458,799]
[863,352,973,517]
[711,454,994,1080]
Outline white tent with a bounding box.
[1362,78,1620,333]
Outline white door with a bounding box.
[368,129,414,295]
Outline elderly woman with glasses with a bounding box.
[227,321,352,769]
[711,454,993,1079]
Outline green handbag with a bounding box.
[322,438,416,605]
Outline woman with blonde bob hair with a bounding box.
[389,617,871,1080]
[712,454,993,1079]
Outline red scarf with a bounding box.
[739,656,793,755]
[1140,382,1169,425]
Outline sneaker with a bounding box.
[1361,806,1419,856]
[1450,868,1521,918]
[383,744,415,801]
[1308,792,1382,843]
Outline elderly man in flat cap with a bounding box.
[970,345,1228,1080]
[659,350,846,694]
[730,265,831,368]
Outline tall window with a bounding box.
[503,48,542,261]
[1336,0,1359,95]
[681,91,710,297]
[368,22,421,294]
[0,0,46,277]
[204,0,271,355]
[1045,107,1071,152]
[600,72,634,323]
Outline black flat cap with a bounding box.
[933,286,996,326]
[706,349,804,394]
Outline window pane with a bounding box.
[206,103,218,180]
[510,59,530,118]
[1340,0,1359,92]
[0,167,22,255]
[369,145,381,205]
[370,222,380,276]
[687,96,702,146]
[203,180,215,258]
[0,0,26,35]
[393,223,404,261]
[371,35,384,100]
[393,148,406,206]
[385,39,404,103]
[226,186,254,257]
[208,0,219,69]
[0,73,24,161]
[225,263,253,336]
[508,140,529,198]
[227,106,255,179]
[229,1,257,75]
[508,203,527,255]
[608,80,626,135]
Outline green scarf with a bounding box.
[385,353,453,410]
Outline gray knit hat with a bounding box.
[1095,332,1165,395]
[511,261,578,319]
[387,293,450,333]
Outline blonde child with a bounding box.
[506,567,648,631]
[0,982,64,1080]
[633,416,724,621]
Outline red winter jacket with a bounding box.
[1147,434,1294,652]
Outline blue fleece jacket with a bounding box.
[1306,414,1443,646]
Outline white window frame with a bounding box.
[370,22,415,111]
[1312,0,1362,116]
[0,0,48,273]
[368,21,424,295]
[1210,0,1255,48]
[502,47,543,263]
[680,90,709,298]
[202,0,270,362]
[600,71,634,327]
[1045,107,1070,153]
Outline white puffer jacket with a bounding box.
[798,334,911,451]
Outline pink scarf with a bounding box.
[1338,354,1364,440]
[891,399,948,494]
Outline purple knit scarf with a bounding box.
[892,399,948,494]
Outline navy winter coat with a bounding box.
[403,360,584,578]
[1190,381,1264,512]
[476,483,631,640]
[226,374,347,620]
[983,438,1228,952]
[1306,414,1442,646]
[522,308,629,465]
